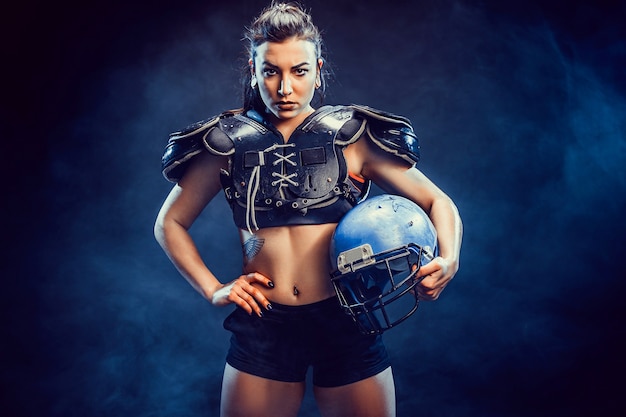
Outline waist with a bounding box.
[264,296,340,313]
[250,271,337,306]
[242,223,337,305]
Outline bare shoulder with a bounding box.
[163,151,229,226]
[344,134,412,180]
[178,150,228,190]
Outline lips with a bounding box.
[276,101,297,110]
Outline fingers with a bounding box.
[415,257,452,301]
[416,258,445,279]
[228,273,274,317]
[416,284,442,301]
[245,272,274,289]
[416,275,444,300]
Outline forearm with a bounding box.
[154,217,222,301]
[429,195,463,270]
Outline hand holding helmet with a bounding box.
[414,254,453,301]
[330,194,441,334]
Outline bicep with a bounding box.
[158,151,228,230]
[356,136,447,214]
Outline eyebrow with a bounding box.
[262,61,311,69]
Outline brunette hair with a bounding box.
[241,1,329,111]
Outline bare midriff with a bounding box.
[239,223,338,305]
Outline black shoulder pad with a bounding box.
[351,104,420,165]
[307,105,365,146]
[161,112,235,182]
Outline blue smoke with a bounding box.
[4,1,624,416]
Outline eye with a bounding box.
[294,68,309,76]
[262,68,277,77]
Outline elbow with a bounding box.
[153,211,167,247]
[154,210,189,251]
[429,193,456,217]
[153,218,162,242]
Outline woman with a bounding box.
[154,2,462,417]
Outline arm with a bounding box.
[154,151,273,315]
[345,137,463,300]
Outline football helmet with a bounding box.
[330,194,438,335]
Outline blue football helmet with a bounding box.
[330,194,438,335]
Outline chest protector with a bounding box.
[218,106,361,231]
[161,104,420,231]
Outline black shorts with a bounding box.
[223,296,390,387]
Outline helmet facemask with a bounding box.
[329,194,438,335]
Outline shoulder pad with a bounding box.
[218,110,269,141]
[304,105,365,146]
[161,112,236,182]
[351,104,420,165]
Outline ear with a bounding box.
[249,59,258,88]
[315,59,323,88]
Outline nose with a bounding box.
[278,78,292,96]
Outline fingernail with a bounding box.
[258,311,264,318]
[266,303,273,311]
[268,281,274,288]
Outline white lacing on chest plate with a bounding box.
[245,142,297,233]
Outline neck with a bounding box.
[269,107,315,142]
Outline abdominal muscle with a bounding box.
[239,223,338,305]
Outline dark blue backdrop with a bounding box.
[3,0,625,416]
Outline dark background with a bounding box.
[3,0,625,416]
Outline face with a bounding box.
[251,37,322,123]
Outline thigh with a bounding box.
[220,363,305,417]
[224,305,310,383]
[311,299,390,387]
[313,367,396,417]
